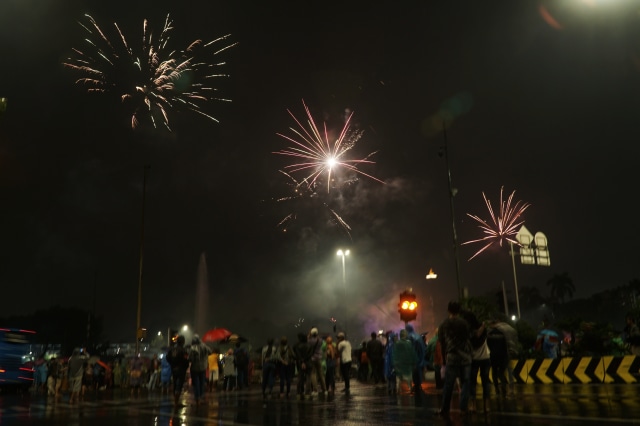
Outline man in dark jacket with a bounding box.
[189,334,212,405]
[436,301,472,416]
[167,335,190,406]
[293,332,311,400]
[366,332,385,384]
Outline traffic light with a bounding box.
[398,290,418,323]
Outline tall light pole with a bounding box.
[440,123,463,300]
[135,165,150,355]
[337,249,350,337]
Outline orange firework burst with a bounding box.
[462,186,531,261]
[63,14,236,131]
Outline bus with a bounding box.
[0,327,36,390]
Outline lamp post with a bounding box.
[337,249,350,336]
[440,123,463,301]
[135,165,150,355]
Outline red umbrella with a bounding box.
[96,360,111,372]
[202,327,233,343]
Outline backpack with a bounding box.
[190,345,202,367]
[280,345,294,365]
[410,335,426,366]
[486,327,507,357]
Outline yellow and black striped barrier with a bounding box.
[499,355,640,384]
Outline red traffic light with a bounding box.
[398,290,418,322]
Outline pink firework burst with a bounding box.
[462,186,531,261]
[273,100,384,193]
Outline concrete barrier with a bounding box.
[477,355,640,384]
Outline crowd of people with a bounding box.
[28,308,640,414]
[430,301,523,416]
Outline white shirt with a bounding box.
[337,340,352,363]
[472,339,491,360]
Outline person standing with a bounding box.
[147,354,160,391]
[293,332,311,400]
[34,355,48,394]
[436,301,472,416]
[307,327,327,396]
[67,348,87,404]
[357,341,370,383]
[112,359,123,389]
[207,349,220,392]
[535,321,559,359]
[47,357,64,399]
[468,319,491,413]
[167,335,190,406]
[189,334,212,405]
[392,329,418,394]
[160,355,172,395]
[487,319,518,398]
[384,332,398,395]
[233,342,250,390]
[624,314,640,356]
[324,336,338,395]
[222,349,237,391]
[366,332,385,385]
[336,332,352,395]
[129,355,145,397]
[277,336,295,398]
[405,323,426,393]
[261,338,278,400]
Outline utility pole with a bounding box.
[441,123,463,300]
[135,165,150,355]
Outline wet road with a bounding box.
[1,380,639,426]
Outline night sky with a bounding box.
[1,0,639,345]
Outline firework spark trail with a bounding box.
[462,186,531,261]
[272,170,352,239]
[63,13,236,131]
[274,100,384,193]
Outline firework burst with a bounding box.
[273,100,384,193]
[462,186,531,261]
[271,101,384,238]
[63,14,236,131]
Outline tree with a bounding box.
[519,285,547,311]
[463,296,500,322]
[546,272,576,305]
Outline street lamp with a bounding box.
[439,123,463,301]
[426,268,438,280]
[337,249,350,336]
[135,166,150,355]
